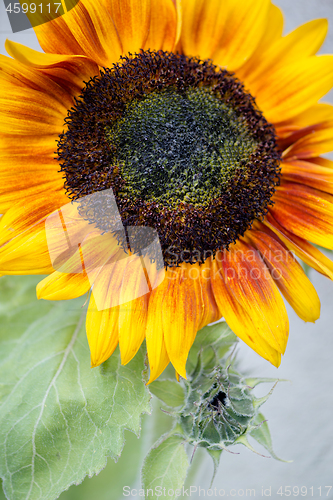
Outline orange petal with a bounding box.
[144,0,178,52]
[34,0,123,67]
[264,212,333,280]
[212,0,271,71]
[108,0,151,56]
[5,40,99,96]
[271,183,333,249]
[0,168,64,212]
[280,160,333,194]
[86,293,119,368]
[282,123,333,160]
[0,85,66,135]
[180,0,228,60]
[246,228,320,322]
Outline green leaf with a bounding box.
[0,275,151,500]
[149,380,185,408]
[141,435,189,499]
[250,413,291,462]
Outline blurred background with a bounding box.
[0,1,333,498]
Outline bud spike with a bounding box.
[235,435,270,458]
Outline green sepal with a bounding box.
[149,379,186,408]
[250,413,292,462]
[206,448,223,487]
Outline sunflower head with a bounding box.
[2,0,333,384]
[58,51,281,266]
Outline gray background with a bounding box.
[0,1,332,498]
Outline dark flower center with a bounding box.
[57,51,281,267]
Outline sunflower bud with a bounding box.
[179,362,258,450]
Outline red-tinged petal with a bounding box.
[280,160,333,194]
[246,229,320,322]
[264,212,333,280]
[213,242,289,353]
[276,103,333,137]
[272,183,333,249]
[197,259,221,330]
[310,157,333,169]
[285,129,333,160]
[86,293,119,368]
[0,176,63,213]
[162,264,202,378]
[211,256,282,367]
[0,86,66,135]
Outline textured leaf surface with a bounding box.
[141,435,189,500]
[0,276,150,500]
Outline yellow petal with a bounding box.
[118,257,150,365]
[245,19,328,89]
[37,271,91,300]
[162,265,202,378]
[237,3,284,80]
[145,276,171,383]
[255,55,333,123]
[213,0,271,71]
[86,294,119,367]
[34,0,123,67]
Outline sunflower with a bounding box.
[1,0,333,383]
